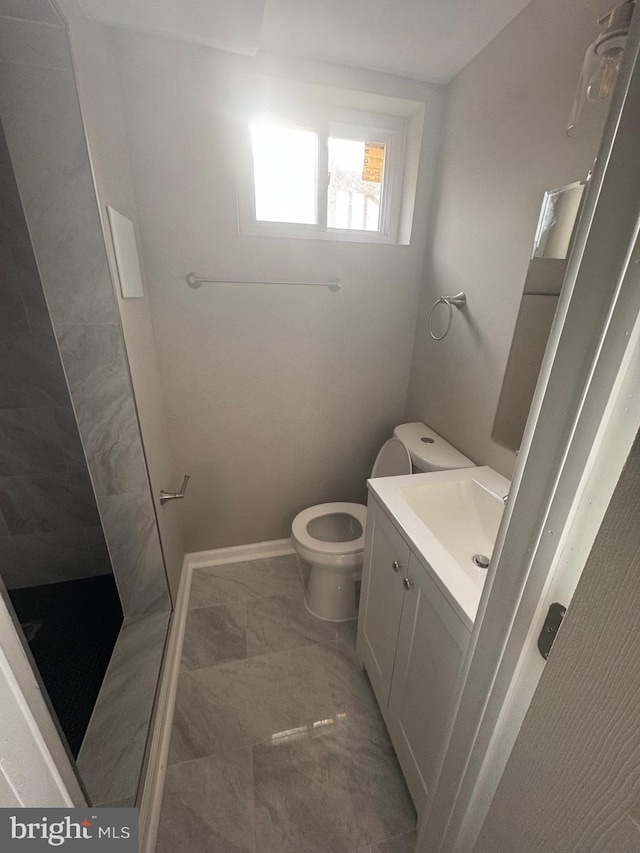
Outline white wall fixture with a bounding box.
[107,206,144,299]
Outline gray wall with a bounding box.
[473,432,640,852]
[0,3,169,616]
[405,0,612,479]
[55,0,186,597]
[115,33,445,552]
[0,119,111,589]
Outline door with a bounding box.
[387,553,470,813]
[472,433,640,852]
[356,501,409,705]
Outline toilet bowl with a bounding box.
[291,423,474,622]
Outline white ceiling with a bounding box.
[78,0,535,84]
[259,0,534,84]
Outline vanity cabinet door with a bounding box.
[356,503,410,707]
[387,553,470,810]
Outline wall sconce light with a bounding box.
[567,0,635,138]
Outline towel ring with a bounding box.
[428,292,467,341]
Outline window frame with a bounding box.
[237,107,407,244]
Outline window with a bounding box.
[239,107,406,244]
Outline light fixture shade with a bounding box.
[567,1,635,138]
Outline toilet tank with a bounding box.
[393,422,474,472]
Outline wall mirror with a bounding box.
[492,179,587,452]
[532,181,586,260]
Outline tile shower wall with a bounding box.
[0,3,170,616]
[0,119,111,588]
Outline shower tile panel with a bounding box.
[0,116,115,590]
[157,748,256,853]
[0,530,107,588]
[8,243,52,333]
[0,16,70,69]
[77,611,170,806]
[84,525,115,574]
[0,182,29,245]
[97,491,170,617]
[0,243,29,332]
[0,471,102,535]
[0,0,63,26]
[53,405,89,473]
[0,407,67,475]
[0,16,170,612]
[0,63,88,213]
[0,14,171,801]
[0,135,30,246]
[57,323,148,497]
[28,168,118,325]
[0,331,69,408]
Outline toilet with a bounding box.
[291,422,474,621]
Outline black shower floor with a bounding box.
[8,574,123,758]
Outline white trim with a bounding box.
[185,538,295,570]
[138,557,192,853]
[138,538,296,848]
[237,102,407,245]
[0,589,85,807]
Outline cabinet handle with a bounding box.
[392,560,401,573]
[403,577,414,590]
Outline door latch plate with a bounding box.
[537,602,567,660]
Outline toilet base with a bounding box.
[304,565,360,622]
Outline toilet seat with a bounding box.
[291,502,367,556]
[290,424,468,621]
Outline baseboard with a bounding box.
[137,538,295,849]
[185,538,295,570]
[138,555,192,853]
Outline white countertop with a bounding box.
[367,466,510,630]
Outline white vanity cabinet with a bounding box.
[356,497,471,813]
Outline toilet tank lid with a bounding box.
[393,422,474,472]
[371,437,412,478]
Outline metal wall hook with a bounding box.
[160,475,190,506]
[428,292,467,340]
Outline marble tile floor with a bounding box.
[157,554,417,853]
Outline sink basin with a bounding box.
[397,477,504,572]
[367,465,510,628]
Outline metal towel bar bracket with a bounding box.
[428,292,467,341]
[186,273,341,292]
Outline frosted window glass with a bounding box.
[251,124,317,224]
